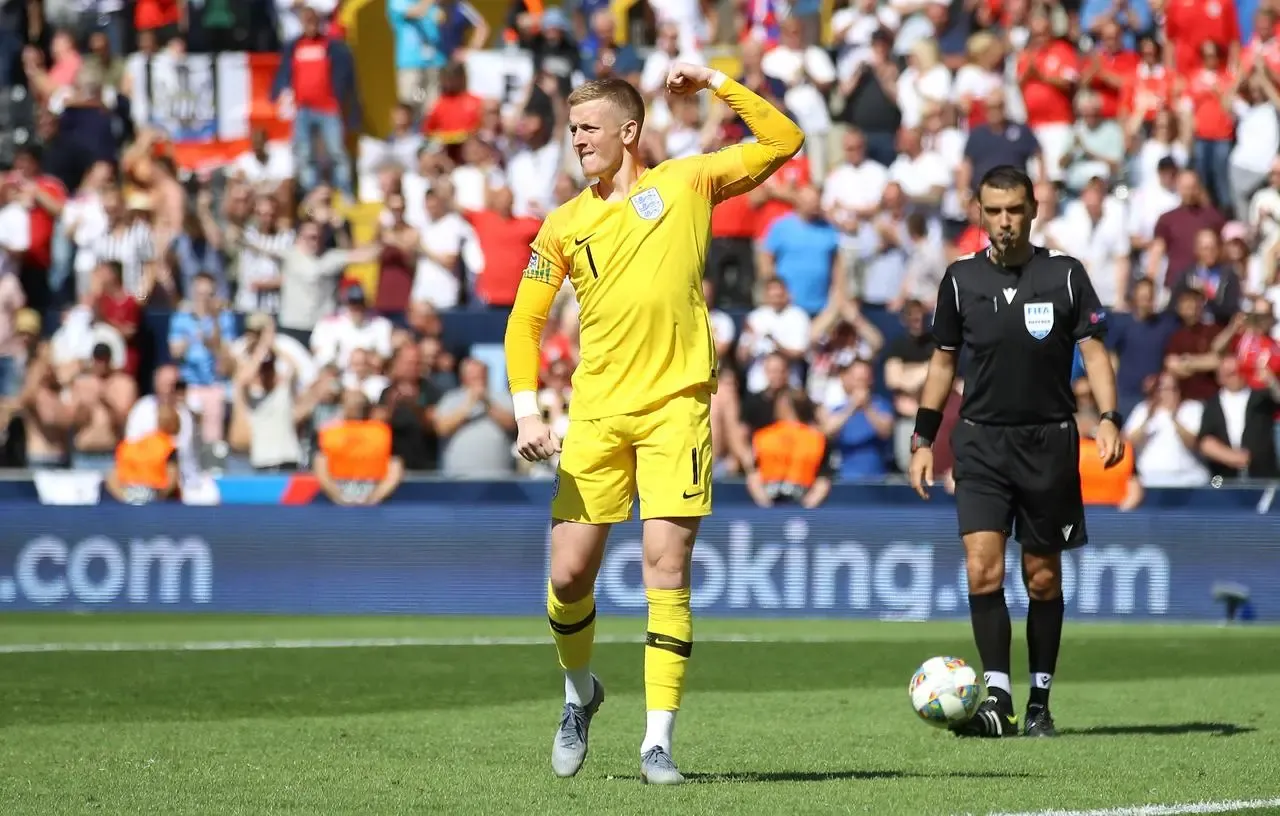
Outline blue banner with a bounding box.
[1,503,1276,620]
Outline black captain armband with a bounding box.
[912,408,944,449]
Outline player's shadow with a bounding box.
[1057,722,1255,738]
[682,769,1042,784]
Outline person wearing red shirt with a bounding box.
[1223,298,1280,393]
[467,187,542,307]
[707,188,759,309]
[92,260,142,378]
[1016,12,1079,183]
[424,62,484,146]
[1241,7,1280,78]
[134,0,181,45]
[1083,21,1139,120]
[750,154,811,241]
[10,146,67,314]
[270,8,361,197]
[1165,0,1241,75]
[1120,36,1175,125]
[1181,41,1236,212]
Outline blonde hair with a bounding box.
[566,77,646,129]
[911,39,941,70]
[966,32,997,61]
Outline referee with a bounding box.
[908,166,1125,738]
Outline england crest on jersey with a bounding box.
[1024,302,1054,340]
[630,187,664,220]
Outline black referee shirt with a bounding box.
[931,246,1107,426]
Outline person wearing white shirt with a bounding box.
[831,0,901,57]
[896,40,952,129]
[276,0,339,45]
[0,180,31,281]
[888,127,951,214]
[232,129,297,190]
[737,279,812,394]
[1248,160,1280,267]
[1229,72,1280,221]
[356,104,426,204]
[761,18,836,174]
[1123,374,1210,488]
[309,286,395,369]
[507,111,564,218]
[410,187,477,309]
[1044,179,1130,308]
[822,129,889,227]
[1128,156,1183,280]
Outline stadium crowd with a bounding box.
[0,0,1279,505]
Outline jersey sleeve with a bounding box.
[504,215,570,397]
[688,77,805,204]
[1068,258,1108,343]
[931,266,963,351]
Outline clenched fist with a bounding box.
[516,415,562,462]
[665,62,716,96]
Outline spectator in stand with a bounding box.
[1181,41,1237,214]
[168,272,236,445]
[278,219,381,344]
[389,0,445,115]
[0,275,27,398]
[887,126,949,217]
[410,185,476,308]
[1128,156,1183,275]
[851,182,916,309]
[125,363,199,482]
[232,195,295,316]
[1108,279,1179,417]
[959,88,1041,199]
[817,358,894,480]
[105,403,181,505]
[468,186,541,307]
[433,357,514,477]
[834,27,901,167]
[433,0,490,63]
[315,389,404,505]
[91,260,141,378]
[737,277,811,394]
[272,7,361,197]
[174,187,229,300]
[747,389,833,508]
[1165,288,1224,402]
[1149,170,1227,294]
[882,299,933,470]
[1060,91,1125,194]
[1123,372,1210,488]
[1228,64,1280,221]
[506,102,565,219]
[805,297,883,407]
[67,341,136,470]
[759,185,843,317]
[1082,19,1140,120]
[376,342,442,471]
[1017,10,1079,183]
[578,9,640,81]
[1045,177,1130,309]
[1216,296,1280,392]
[311,284,395,369]
[343,347,390,404]
[895,212,947,310]
[425,61,485,147]
[1164,0,1241,77]
[231,128,297,193]
[0,178,32,291]
[1169,227,1243,324]
[53,159,113,307]
[11,146,68,314]
[91,188,157,302]
[231,325,325,473]
[761,17,836,174]
[15,344,71,468]
[1198,356,1280,480]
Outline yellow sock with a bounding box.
[547,582,596,704]
[644,587,693,712]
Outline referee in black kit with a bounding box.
[908,166,1125,738]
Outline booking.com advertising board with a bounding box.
[1,492,1278,622]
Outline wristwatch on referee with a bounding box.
[1099,411,1124,429]
[910,433,932,453]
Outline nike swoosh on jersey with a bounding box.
[682,490,703,499]
[574,234,595,245]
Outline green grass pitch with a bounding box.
[2,614,1279,815]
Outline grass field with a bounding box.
[2,615,1280,815]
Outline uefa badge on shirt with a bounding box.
[1024,302,1054,340]
[630,188,665,220]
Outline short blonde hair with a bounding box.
[567,77,646,129]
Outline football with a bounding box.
[909,656,983,727]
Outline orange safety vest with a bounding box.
[115,431,176,490]
[319,419,393,482]
[752,421,828,490]
[1078,437,1135,506]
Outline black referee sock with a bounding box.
[1027,596,1065,709]
[968,588,1013,708]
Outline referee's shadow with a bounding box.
[681,770,1043,784]
[1055,721,1256,738]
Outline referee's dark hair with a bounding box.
[977,165,1035,204]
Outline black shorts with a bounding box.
[951,419,1087,554]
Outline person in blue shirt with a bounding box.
[820,359,895,479]
[167,272,238,400]
[1079,0,1152,48]
[388,0,445,113]
[760,186,844,316]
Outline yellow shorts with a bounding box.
[552,389,713,524]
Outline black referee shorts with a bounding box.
[951,419,1088,554]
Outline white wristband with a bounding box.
[513,391,540,420]
[709,70,728,91]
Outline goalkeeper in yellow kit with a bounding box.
[504,62,804,785]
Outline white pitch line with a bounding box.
[984,798,1280,816]
[0,632,866,655]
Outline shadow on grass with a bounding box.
[1058,722,1255,738]
[678,769,1043,784]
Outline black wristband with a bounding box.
[913,407,944,444]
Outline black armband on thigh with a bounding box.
[913,407,944,444]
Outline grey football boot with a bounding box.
[640,746,686,785]
[551,675,605,778]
